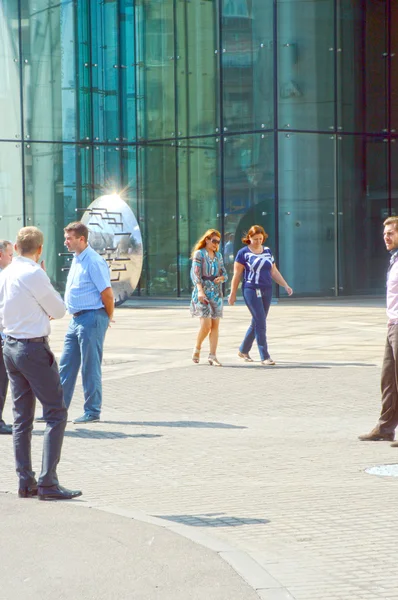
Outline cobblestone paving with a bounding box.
[1,300,397,599]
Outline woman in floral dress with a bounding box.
[190,229,228,366]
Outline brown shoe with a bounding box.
[358,429,394,442]
[391,441,398,448]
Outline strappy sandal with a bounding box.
[192,347,200,364]
[238,351,254,362]
[208,354,222,367]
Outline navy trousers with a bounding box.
[239,286,273,361]
[4,338,67,488]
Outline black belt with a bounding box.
[7,336,48,343]
[202,275,218,282]
[73,309,101,318]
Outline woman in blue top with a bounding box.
[190,229,228,366]
[228,225,293,365]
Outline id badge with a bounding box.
[256,289,262,298]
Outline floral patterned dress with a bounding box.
[190,249,228,319]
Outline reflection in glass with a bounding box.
[0,1,21,140]
[135,0,176,140]
[338,136,388,294]
[93,146,121,199]
[91,0,120,142]
[21,0,78,141]
[120,0,137,142]
[0,143,23,241]
[24,144,92,289]
[278,133,335,295]
[278,0,334,131]
[178,139,221,293]
[221,0,273,133]
[224,133,274,289]
[177,0,219,137]
[138,143,177,295]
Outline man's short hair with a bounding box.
[16,227,44,255]
[64,222,89,242]
[0,240,12,253]
[384,217,398,230]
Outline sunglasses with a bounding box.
[210,238,221,244]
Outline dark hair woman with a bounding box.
[190,229,227,366]
[228,225,293,365]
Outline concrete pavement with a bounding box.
[0,298,397,599]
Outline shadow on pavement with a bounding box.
[222,364,331,370]
[33,430,162,440]
[101,420,247,429]
[155,513,270,527]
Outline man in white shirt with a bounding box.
[0,240,14,434]
[0,227,82,500]
[359,216,398,445]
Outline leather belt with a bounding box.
[7,336,48,343]
[73,309,100,317]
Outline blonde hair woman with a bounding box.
[190,229,227,366]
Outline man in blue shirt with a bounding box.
[59,222,114,424]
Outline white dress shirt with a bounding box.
[0,256,66,338]
[387,259,398,321]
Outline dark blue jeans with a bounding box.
[240,286,273,361]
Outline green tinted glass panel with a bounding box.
[120,0,137,141]
[21,0,78,141]
[135,0,176,140]
[24,143,92,289]
[176,0,219,138]
[390,3,398,132]
[93,146,122,197]
[0,142,23,240]
[338,135,388,295]
[178,138,221,294]
[138,142,177,295]
[221,0,274,133]
[278,133,335,295]
[223,132,274,286]
[338,1,387,133]
[0,1,21,140]
[91,0,120,142]
[278,0,335,132]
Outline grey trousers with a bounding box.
[379,324,398,434]
[0,341,9,424]
[3,337,67,488]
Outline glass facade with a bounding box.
[0,0,397,296]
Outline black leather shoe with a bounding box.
[38,485,82,501]
[18,484,38,498]
[0,423,12,435]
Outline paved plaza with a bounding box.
[1,298,397,599]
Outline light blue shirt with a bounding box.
[64,245,111,314]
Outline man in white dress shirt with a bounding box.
[359,216,398,446]
[0,227,82,500]
[0,240,14,434]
